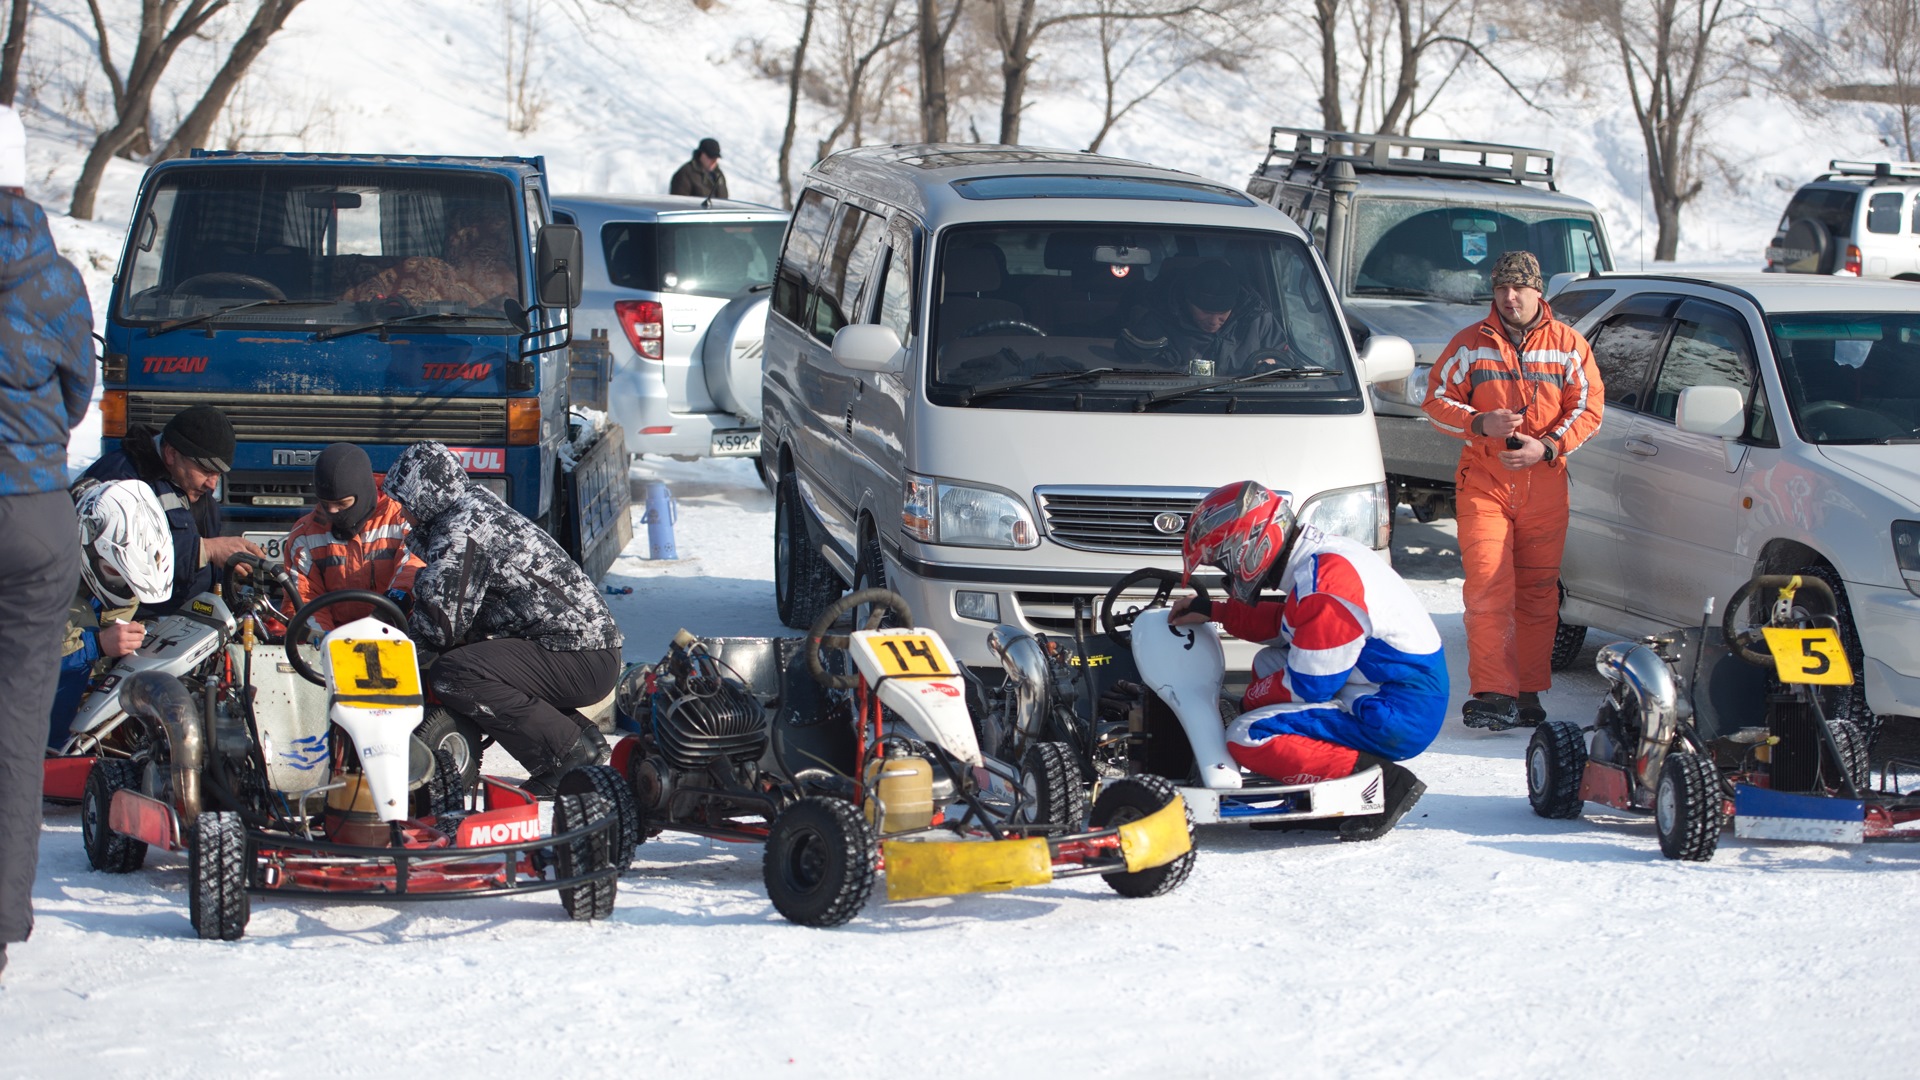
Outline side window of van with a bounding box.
[773,189,836,326]
[1585,293,1680,412]
[810,204,887,345]
[1648,298,1756,423]
[876,242,914,343]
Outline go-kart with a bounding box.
[1525,573,1920,860]
[612,588,1195,927]
[67,561,626,938]
[962,567,1391,832]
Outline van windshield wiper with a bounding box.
[147,299,332,338]
[313,310,514,342]
[960,367,1120,405]
[1142,365,1337,408]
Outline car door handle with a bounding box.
[1625,437,1659,457]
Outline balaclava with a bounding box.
[313,442,377,540]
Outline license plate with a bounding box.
[244,531,289,561]
[710,429,760,457]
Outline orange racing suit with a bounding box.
[1421,302,1604,701]
[283,494,423,632]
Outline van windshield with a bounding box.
[927,224,1361,415]
[1771,311,1920,444]
[1348,198,1608,303]
[116,166,522,327]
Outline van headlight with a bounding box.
[1894,520,1920,596]
[1297,482,1390,550]
[904,473,1038,549]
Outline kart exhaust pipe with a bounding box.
[119,671,204,830]
[1595,641,1680,794]
[987,625,1049,747]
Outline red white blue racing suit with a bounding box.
[1216,529,1448,783]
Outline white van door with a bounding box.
[800,203,892,554]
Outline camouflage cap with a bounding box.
[1490,250,1544,292]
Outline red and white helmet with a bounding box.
[75,479,174,608]
[1182,481,1294,606]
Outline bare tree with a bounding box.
[813,0,914,160]
[778,0,819,208]
[153,0,307,161]
[505,0,545,133]
[1289,0,1538,135]
[0,0,27,106]
[1830,0,1920,158]
[71,0,228,221]
[1083,7,1238,152]
[917,0,966,141]
[988,0,1214,145]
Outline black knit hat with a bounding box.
[1181,259,1241,313]
[697,137,722,160]
[161,405,234,474]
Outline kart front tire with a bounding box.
[82,759,147,874]
[411,747,467,820]
[554,791,617,921]
[764,796,875,927]
[1090,775,1195,899]
[188,810,251,941]
[557,763,643,867]
[414,707,483,791]
[1526,721,1587,820]
[1655,751,1723,862]
[1018,741,1088,832]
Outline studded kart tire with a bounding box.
[1090,775,1195,899]
[1550,621,1587,672]
[764,796,876,927]
[82,759,149,874]
[1526,721,1588,820]
[554,791,617,921]
[775,467,843,630]
[188,811,252,941]
[1655,751,1723,862]
[1796,562,1876,742]
[414,707,484,791]
[557,763,643,866]
[1018,742,1088,832]
[1830,719,1871,792]
[411,748,467,820]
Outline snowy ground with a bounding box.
[5,456,1920,1077]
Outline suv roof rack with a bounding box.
[1817,159,1920,183]
[1255,127,1557,190]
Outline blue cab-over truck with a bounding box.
[98,151,631,579]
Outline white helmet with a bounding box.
[75,479,174,607]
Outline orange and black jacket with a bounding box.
[283,494,424,631]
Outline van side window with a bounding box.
[773,189,836,326]
[1587,309,1672,412]
[1868,191,1904,235]
[1648,299,1756,423]
[876,243,913,343]
[810,205,887,345]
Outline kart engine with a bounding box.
[626,639,774,814]
[1594,639,1683,796]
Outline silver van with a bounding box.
[762,145,1416,665]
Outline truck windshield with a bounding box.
[1348,198,1608,303]
[927,224,1361,415]
[601,221,783,298]
[116,166,523,327]
[1771,311,1920,444]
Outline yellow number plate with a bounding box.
[326,637,422,703]
[1761,627,1854,685]
[866,632,956,678]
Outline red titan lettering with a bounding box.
[423,362,494,381]
[142,356,209,374]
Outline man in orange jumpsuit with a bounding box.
[1420,251,1604,730]
[283,443,423,631]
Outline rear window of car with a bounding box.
[600,220,784,298]
[1778,188,1858,239]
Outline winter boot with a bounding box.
[1461,692,1520,731]
[569,709,611,762]
[521,730,604,797]
[1337,755,1426,842]
[1517,691,1546,727]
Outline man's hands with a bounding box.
[1476,408,1524,439]
[202,534,265,569]
[1498,433,1548,470]
[99,619,145,657]
[1169,594,1211,626]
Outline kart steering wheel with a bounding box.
[283,588,411,687]
[962,319,1047,338]
[1721,573,1839,667]
[806,587,916,690]
[171,272,288,301]
[220,553,299,641]
[1100,567,1211,645]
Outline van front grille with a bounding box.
[1035,487,1213,555]
[126,391,507,445]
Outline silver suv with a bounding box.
[552,194,788,459]
[1248,128,1614,520]
[1766,160,1920,278]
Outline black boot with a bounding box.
[521,730,603,797]
[1462,692,1520,731]
[1337,754,1426,842]
[1517,691,1546,727]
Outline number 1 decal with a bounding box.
[351,640,400,690]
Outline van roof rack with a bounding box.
[1817,159,1920,183]
[1255,127,1557,190]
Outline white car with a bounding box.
[1551,271,1920,733]
[1766,161,1920,278]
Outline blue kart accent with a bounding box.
[1733,783,1866,844]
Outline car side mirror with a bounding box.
[535,223,584,309]
[832,324,904,373]
[1676,384,1747,438]
[1356,334,1416,385]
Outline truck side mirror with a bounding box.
[831,324,904,373]
[535,223,584,309]
[1355,333,1416,385]
[1675,384,1746,438]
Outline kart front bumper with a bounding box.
[882,793,1191,901]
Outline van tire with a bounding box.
[775,467,842,630]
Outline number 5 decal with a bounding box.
[1761,627,1853,685]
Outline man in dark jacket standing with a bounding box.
[0,103,94,980]
[382,441,623,794]
[669,137,728,200]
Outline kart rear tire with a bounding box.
[1655,751,1723,862]
[1830,719,1870,792]
[411,748,466,820]
[764,796,875,927]
[1090,775,1195,899]
[557,763,643,867]
[82,759,148,873]
[775,467,843,630]
[1018,741,1088,832]
[1526,721,1588,820]
[553,791,617,921]
[414,707,484,791]
[188,810,251,941]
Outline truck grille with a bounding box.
[1035,487,1213,555]
[126,391,507,445]
[226,471,314,508]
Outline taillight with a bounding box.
[615,300,664,360]
[1845,245,1863,275]
[507,398,540,446]
[101,389,127,437]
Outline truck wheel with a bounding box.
[82,759,148,873]
[764,796,875,927]
[557,763,643,866]
[1091,775,1195,898]
[851,533,896,631]
[553,791,617,921]
[1654,751,1723,862]
[414,707,483,791]
[1526,721,1587,820]
[775,467,843,630]
[1551,621,1587,671]
[188,811,252,941]
[1796,562,1875,742]
[411,748,466,820]
[1017,742,1088,831]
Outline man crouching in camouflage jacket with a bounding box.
[382,440,623,794]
